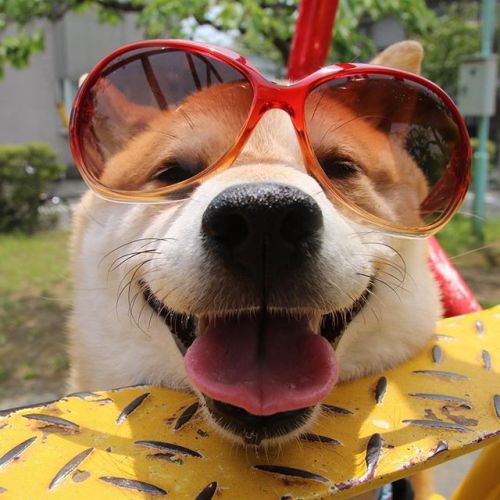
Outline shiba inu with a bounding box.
[68,39,468,467]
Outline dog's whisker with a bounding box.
[109,249,160,274]
[101,237,174,263]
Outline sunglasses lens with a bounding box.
[75,46,253,198]
[305,75,468,230]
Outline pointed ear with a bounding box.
[370,41,424,75]
[89,78,163,160]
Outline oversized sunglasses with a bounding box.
[70,40,471,237]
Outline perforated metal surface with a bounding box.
[0,307,499,498]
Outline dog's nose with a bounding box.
[201,182,323,277]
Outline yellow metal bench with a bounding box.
[0,307,499,498]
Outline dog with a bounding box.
[68,40,441,466]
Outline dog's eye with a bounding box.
[319,156,361,179]
[153,161,203,185]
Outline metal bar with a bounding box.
[428,237,481,316]
[287,0,339,80]
[471,0,496,238]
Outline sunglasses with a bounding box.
[70,40,471,237]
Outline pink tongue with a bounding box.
[184,315,338,416]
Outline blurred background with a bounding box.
[0,1,498,495]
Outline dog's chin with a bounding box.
[140,279,372,446]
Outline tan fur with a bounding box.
[69,42,441,497]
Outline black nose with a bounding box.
[201,182,323,277]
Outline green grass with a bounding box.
[0,230,71,402]
[436,214,500,264]
[0,230,70,294]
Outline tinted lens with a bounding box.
[75,46,253,198]
[305,74,468,229]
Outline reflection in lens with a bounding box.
[305,75,465,229]
[77,47,253,197]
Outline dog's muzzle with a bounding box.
[141,182,372,444]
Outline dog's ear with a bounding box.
[87,78,163,161]
[370,41,423,75]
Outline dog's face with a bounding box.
[71,42,442,446]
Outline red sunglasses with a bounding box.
[70,40,471,237]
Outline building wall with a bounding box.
[0,11,141,164]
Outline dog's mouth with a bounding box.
[140,279,371,443]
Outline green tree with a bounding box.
[410,1,481,97]
[1,0,434,78]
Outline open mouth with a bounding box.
[140,279,372,442]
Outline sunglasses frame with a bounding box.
[70,39,471,237]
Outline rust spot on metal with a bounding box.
[147,453,184,464]
[100,476,166,495]
[197,429,209,437]
[253,465,329,483]
[300,433,341,445]
[440,406,478,427]
[0,436,36,469]
[365,433,382,476]
[413,370,468,380]
[23,413,79,431]
[432,345,443,364]
[424,409,441,420]
[116,392,150,424]
[409,393,471,407]
[494,395,500,419]
[174,402,199,430]
[375,377,387,404]
[475,320,484,336]
[49,448,93,490]
[482,350,492,371]
[402,419,472,432]
[195,481,217,500]
[72,470,91,483]
[321,404,353,415]
[135,440,202,458]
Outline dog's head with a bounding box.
[73,41,442,446]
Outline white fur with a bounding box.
[69,68,442,447]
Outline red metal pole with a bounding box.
[428,237,481,316]
[287,0,481,317]
[287,0,339,80]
